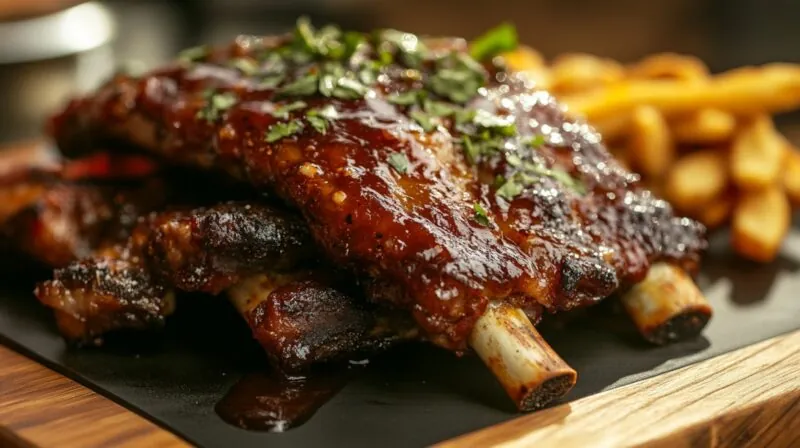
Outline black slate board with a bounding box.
[1,227,799,448]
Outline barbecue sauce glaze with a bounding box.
[52,20,706,350]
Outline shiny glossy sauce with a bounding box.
[215,365,357,432]
[55,23,706,349]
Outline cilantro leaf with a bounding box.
[265,120,305,142]
[410,110,437,132]
[277,73,319,97]
[178,45,209,63]
[496,176,524,200]
[196,91,237,122]
[271,100,307,119]
[387,152,410,173]
[229,57,260,75]
[387,90,421,106]
[307,115,328,134]
[473,203,491,226]
[469,23,518,62]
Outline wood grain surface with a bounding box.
[1,332,798,447]
[0,345,188,448]
[439,329,800,448]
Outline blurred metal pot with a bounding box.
[0,2,115,143]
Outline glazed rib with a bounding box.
[51,28,706,350]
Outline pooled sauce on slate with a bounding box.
[215,364,360,432]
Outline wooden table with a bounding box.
[1,330,798,448]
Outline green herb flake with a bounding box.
[463,135,479,164]
[495,176,524,201]
[469,23,518,62]
[307,115,328,134]
[314,104,340,119]
[178,45,209,63]
[505,154,523,167]
[423,100,457,117]
[527,135,546,148]
[256,74,286,89]
[265,120,305,143]
[410,110,437,132]
[271,100,307,119]
[229,57,260,75]
[277,73,320,97]
[332,77,370,99]
[473,203,491,226]
[387,90,420,106]
[387,152,410,174]
[473,109,516,136]
[196,91,238,122]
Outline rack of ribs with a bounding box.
[20,19,712,411]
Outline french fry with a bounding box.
[591,113,631,142]
[503,46,552,89]
[784,146,800,207]
[670,109,737,144]
[664,149,728,212]
[732,185,791,262]
[564,64,800,121]
[550,53,624,94]
[626,53,710,83]
[731,116,786,190]
[696,194,734,230]
[629,106,674,179]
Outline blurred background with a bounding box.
[0,0,799,143]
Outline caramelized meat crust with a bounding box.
[50,31,706,349]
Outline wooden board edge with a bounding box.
[437,329,800,448]
[0,345,189,448]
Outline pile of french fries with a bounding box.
[505,49,800,262]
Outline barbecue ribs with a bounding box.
[50,22,706,351]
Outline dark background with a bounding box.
[2,0,800,142]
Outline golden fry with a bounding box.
[504,46,552,89]
[564,64,800,121]
[670,109,737,144]
[783,146,800,207]
[696,194,734,230]
[591,113,631,142]
[629,106,674,179]
[731,116,786,190]
[550,53,624,94]
[732,185,791,262]
[664,150,728,212]
[503,46,546,70]
[627,53,710,83]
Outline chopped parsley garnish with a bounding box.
[527,135,546,148]
[427,54,485,103]
[409,109,437,132]
[423,99,457,117]
[473,109,516,136]
[306,115,328,134]
[277,73,320,97]
[306,105,339,135]
[265,119,305,142]
[229,57,260,75]
[473,203,491,226]
[387,152,410,173]
[270,100,307,119]
[256,74,285,89]
[469,23,518,62]
[178,45,209,63]
[387,90,421,106]
[196,90,237,122]
[495,176,524,200]
[378,29,426,68]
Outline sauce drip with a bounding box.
[215,365,358,432]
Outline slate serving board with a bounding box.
[1,226,799,448]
